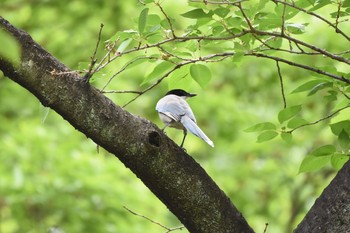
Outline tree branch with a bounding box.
[286,105,350,134]
[0,16,254,233]
[276,61,287,109]
[294,160,350,233]
[83,23,104,83]
[247,52,350,84]
[272,0,350,42]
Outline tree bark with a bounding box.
[294,160,350,233]
[0,17,254,233]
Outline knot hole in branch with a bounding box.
[148,131,161,147]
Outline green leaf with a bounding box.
[275,4,300,20]
[0,30,21,65]
[295,0,316,8]
[213,7,230,18]
[311,145,336,156]
[278,105,302,124]
[330,11,349,18]
[281,132,293,143]
[309,0,331,11]
[257,13,282,30]
[331,154,349,170]
[168,66,190,90]
[226,17,243,29]
[285,23,307,34]
[160,18,176,30]
[330,106,350,123]
[244,122,276,132]
[324,90,337,102]
[111,30,138,42]
[291,80,329,94]
[265,37,283,49]
[122,56,151,70]
[298,155,331,173]
[287,117,308,128]
[330,120,350,135]
[181,9,211,19]
[138,8,149,35]
[117,38,132,53]
[212,25,225,36]
[308,82,333,96]
[338,130,350,149]
[189,64,212,88]
[141,61,175,86]
[232,52,245,63]
[257,0,269,10]
[256,131,278,143]
[185,40,198,52]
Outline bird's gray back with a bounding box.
[156,95,197,123]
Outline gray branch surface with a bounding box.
[294,161,350,233]
[0,17,254,233]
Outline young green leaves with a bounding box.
[138,8,149,35]
[189,64,212,88]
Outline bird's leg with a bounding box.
[180,128,187,148]
[161,123,170,133]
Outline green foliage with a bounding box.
[278,105,302,124]
[189,64,212,88]
[256,130,279,143]
[181,9,212,19]
[138,8,149,35]
[141,61,175,86]
[1,0,350,232]
[244,122,277,132]
[298,145,336,173]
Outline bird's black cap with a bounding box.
[165,89,196,97]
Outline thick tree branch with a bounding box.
[0,17,254,233]
[294,161,350,233]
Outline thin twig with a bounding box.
[101,90,143,94]
[189,0,247,5]
[263,223,269,233]
[276,61,287,108]
[237,2,254,30]
[336,86,350,100]
[122,52,233,108]
[84,23,104,83]
[280,0,287,35]
[335,0,341,30]
[91,40,117,75]
[248,52,350,84]
[92,30,249,74]
[123,206,185,232]
[156,2,176,38]
[100,55,159,92]
[286,105,350,133]
[253,30,350,65]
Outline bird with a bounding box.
[156,89,214,148]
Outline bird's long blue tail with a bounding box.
[181,115,214,147]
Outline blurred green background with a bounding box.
[1,0,347,232]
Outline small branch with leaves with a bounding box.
[78,0,350,136]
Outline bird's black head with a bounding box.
[165,89,197,97]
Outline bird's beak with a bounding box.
[189,93,197,97]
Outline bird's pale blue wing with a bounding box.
[156,95,197,123]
